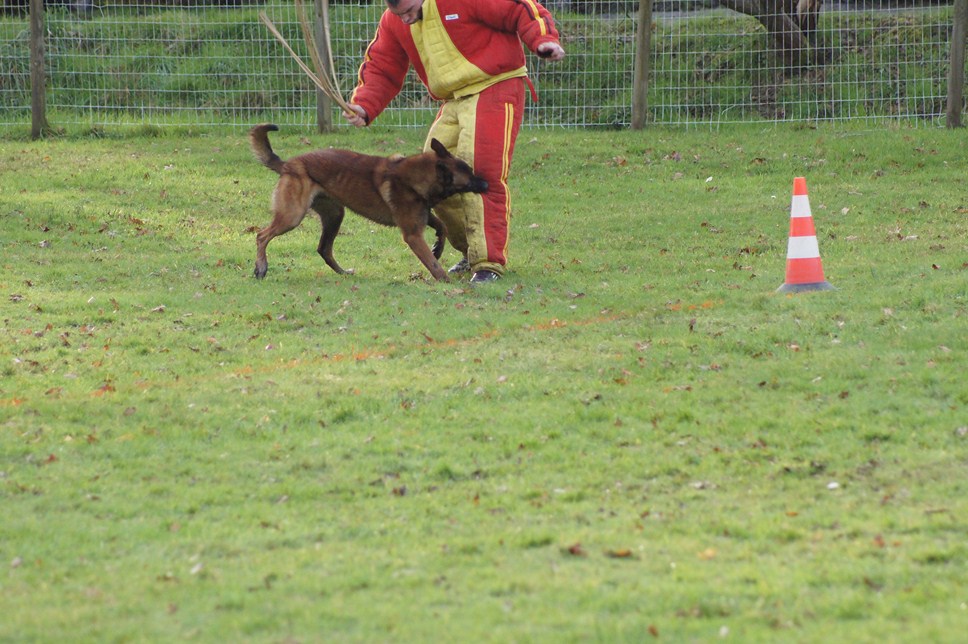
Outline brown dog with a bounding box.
[249,124,487,281]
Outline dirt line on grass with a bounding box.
[13,311,638,406]
[233,312,626,375]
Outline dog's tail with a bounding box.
[249,123,285,174]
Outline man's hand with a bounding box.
[343,104,368,127]
[536,42,565,61]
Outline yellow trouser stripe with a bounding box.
[500,101,514,258]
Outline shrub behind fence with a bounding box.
[0,0,964,132]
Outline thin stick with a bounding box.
[294,0,349,113]
[259,10,354,116]
[296,0,345,106]
[294,0,324,84]
[318,0,342,96]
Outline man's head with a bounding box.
[387,0,423,25]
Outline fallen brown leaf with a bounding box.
[563,543,587,557]
[605,548,636,559]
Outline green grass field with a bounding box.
[1,124,967,642]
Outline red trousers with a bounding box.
[424,77,525,275]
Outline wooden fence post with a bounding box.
[947,0,967,128]
[29,0,50,139]
[631,0,653,130]
[315,0,334,133]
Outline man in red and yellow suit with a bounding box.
[345,0,566,284]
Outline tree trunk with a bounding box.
[720,0,825,70]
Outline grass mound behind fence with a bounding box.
[647,8,954,123]
[0,4,958,129]
[1,125,967,640]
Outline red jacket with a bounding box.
[350,0,561,123]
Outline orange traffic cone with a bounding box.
[777,177,835,293]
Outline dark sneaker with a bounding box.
[448,257,470,274]
[469,269,501,284]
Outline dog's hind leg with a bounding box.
[254,178,311,279]
[255,223,289,279]
[255,218,304,279]
[426,212,447,260]
[311,196,350,275]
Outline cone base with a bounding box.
[777,281,836,293]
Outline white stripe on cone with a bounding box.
[786,235,821,260]
[791,194,811,218]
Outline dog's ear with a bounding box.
[430,138,451,159]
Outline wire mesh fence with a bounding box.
[0,0,962,132]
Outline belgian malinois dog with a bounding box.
[249,123,488,281]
